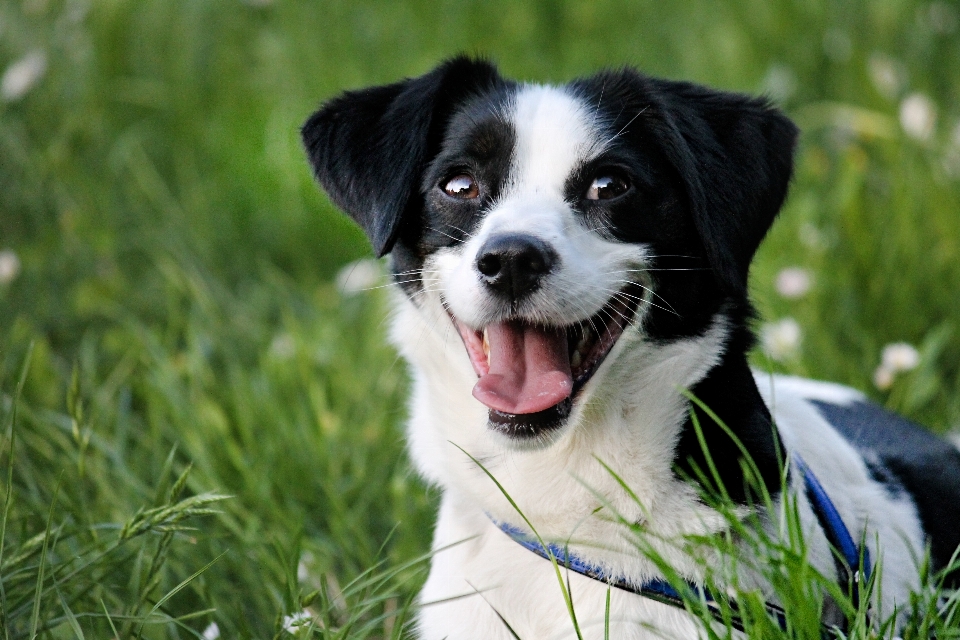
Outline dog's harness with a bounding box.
[492,455,871,635]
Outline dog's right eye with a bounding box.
[586,172,630,201]
[442,174,479,199]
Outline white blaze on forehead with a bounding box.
[507,85,607,196]
[440,84,644,331]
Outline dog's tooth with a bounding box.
[482,328,490,359]
[571,351,582,369]
[576,333,590,353]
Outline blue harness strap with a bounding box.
[491,454,868,634]
[491,519,755,629]
[794,455,872,609]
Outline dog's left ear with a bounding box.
[653,80,799,296]
[302,57,503,257]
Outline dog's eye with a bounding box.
[586,173,629,201]
[442,174,479,199]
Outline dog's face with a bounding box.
[304,58,797,447]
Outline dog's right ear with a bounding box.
[302,57,502,257]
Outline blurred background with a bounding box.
[1,0,958,636]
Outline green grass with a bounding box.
[1,0,959,636]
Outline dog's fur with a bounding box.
[303,58,960,638]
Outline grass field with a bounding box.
[1,0,959,637]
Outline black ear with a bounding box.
[302,57,503,257]
[652,79,798,296]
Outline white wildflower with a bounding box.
[899,93,937,142]
[269,333,296,359]
[282,610,313,634]
[881,342,920,372]
[873,342,920,391]
[297,551,314,583]
[335,258,382,295]
[1,51,47,102]
[868,53,906,100]
[873,365,895,391]
[761,318,801,361]
[202,622,221,640]
[0,250,20,285]
[775,267,812,299]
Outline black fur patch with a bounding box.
[673,334,785,504]
[864,458,905,499]
[571,70,797,298]
[568,70,793,500]
[566,69,796,352]
[381,82,518,296]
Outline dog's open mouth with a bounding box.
[453,285,641,437]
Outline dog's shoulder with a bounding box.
[756,373,960,583]
[755,373,959,468]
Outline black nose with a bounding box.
[475,234,557,301]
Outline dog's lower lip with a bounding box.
[452,284,642,438]
[487,398,573,437]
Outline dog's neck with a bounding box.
[675,327,784,505]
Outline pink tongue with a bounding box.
[472,322,573,414]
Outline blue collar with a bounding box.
[491,454,869,634]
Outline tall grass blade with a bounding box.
[30,474,62,640]
[101,598,120,639]
[136,551,227,637]
[56,584,86,640]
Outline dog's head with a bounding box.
[303,57,797,444]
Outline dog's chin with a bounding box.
[451,284,643,443]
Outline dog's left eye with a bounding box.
[442,174,479,199]
[586,173,630,201]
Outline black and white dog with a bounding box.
[302,57,960,638]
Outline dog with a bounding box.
[302,57,960,638]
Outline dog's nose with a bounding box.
[475,234,557,300]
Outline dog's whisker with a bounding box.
[560,219,616,236]
[592,82,605,127]
[357,281,410,292]
[594,304,627,330]
[605,105,649,145]
[601,267,711,276]
[358,277,445,293]
[443,223,478,239]
[651,254,704,260]
[425,225,469,243]
[426,223,475,241]
[603,280,679,317]
[593,285,678,318]
[549,276,618,338]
